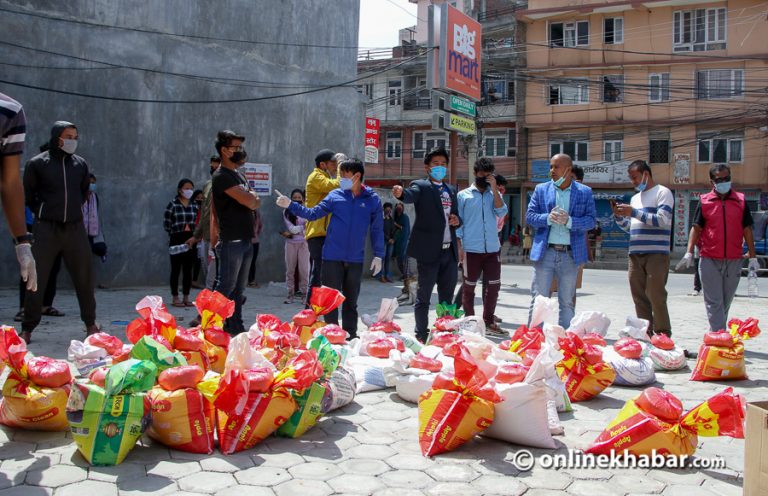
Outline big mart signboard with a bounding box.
[427,4,482,102]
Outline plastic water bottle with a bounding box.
[748,265,759,298]
[169,244,190,255]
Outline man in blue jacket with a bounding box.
[276,158,384,338]
[526,153,596,328]
[456,158,508,334]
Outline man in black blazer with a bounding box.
[393,148,461,342]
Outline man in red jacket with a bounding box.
[678,164,757,332]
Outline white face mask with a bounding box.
[60,139,78,155]
[181,189,194,200]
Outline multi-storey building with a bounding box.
[518,0,768,251]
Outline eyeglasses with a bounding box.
[712,175,731,184]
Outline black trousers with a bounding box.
[305,236,325,306]
[248,242,260,283]
[321,260,363,338]
[19,252,61,309]
[415,247,458,341]
[23,220,96,333]
[169,232,196,297]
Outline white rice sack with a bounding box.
[567,311,611,337]
[530,295,559,328]
[347,355,394,393]
[395,374,436,403]
[482,383,556,449]
[647,345,687,371]
[442,315,487,338]
[618,316,651,342]
[603,347,656,386]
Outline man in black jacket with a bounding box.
[392,148,461,342]
[22,121,97,343]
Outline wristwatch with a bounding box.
[14,233,34,245]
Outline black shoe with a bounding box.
[13,310,23,322]
[684,349,698,359]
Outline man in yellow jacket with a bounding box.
[304,149,341,305]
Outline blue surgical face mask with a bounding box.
[635,173,648,192]
[89,183,97,192]
[340,177,353,191]
[429,166,447,182]
[714,181,731,195]
[552,176,565,188]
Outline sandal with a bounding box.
[485,322,507,336]
[171,300,185,307]
[42,307,66,317]
[184,301,194,307]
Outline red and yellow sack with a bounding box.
[205,341,227,374]
[125,296,178,345]
[587,387,745,457]
[181,350,210,371]
[499,325,543,359]
[418,344,501,456]
[214,350,322,454]
[556,333,615,402]
[691,332,746,381]
[147,386,215,454]
[290,287,345,346]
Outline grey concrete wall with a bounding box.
[0,0,365,287]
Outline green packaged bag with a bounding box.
[105,359,158,396]
[129,336,186,372]
[307,336,340,379]
[275,381,326,438]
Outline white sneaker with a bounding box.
[688,290,701,296]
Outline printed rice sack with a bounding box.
[647,334,686,371]
[603,346,656,387]
[147,367,217,454]
[556,333,615,402]
[396,373,436,404]
[215,350,321,454]
[586,387,745,458]
[418,344,501,456]
[291,287,345,345]
[321,366,356,413]
[690,331,748,381]
[67,359,157,465]
[0,327,72,431]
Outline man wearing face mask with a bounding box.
[303,149,342,307]
[211,130,259,334]
[392,147,462,343]
[526,154,596,329]
[613,160,674,338]
[456,158,508,334]
[677,164,756,334]
[276,158,384,339]
[22,121,97,343]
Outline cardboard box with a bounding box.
[744,401,768,496]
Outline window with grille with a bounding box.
[550,141,588,161]
[604,140,623,162]
[388,80,402,106]
[696,69,744,100]
[649,73,671,102]
[649,140,670,164]
[673,8,726,52]
[484,132,507,157]
[386,131,402,159]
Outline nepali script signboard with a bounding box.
[241,163,272,196]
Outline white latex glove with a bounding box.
[370,257,382,275]
[748,258,759,272]
[274,189,291,209]
[288,225,302,235]
[675,252,693,271]
[16,243,37,292]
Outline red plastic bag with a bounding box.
[614,338,642,359]
[158,365,205,391]
[85,332,124,355]
[429,331,458,349]
[126,295,178,344]
[704,331,734,347]
[494,363,529,384]
[651,334,675,351]
[582,332,606,347]
[256,314,283,334]
[503,325,544,357]
[26,356,72,388]
[0,326,28,371]
[635,387,683,422]
[174,329,205,352]
[433,317,455,332]
[418,344,501,456]
[369,321,401,334]
[113,344,133,363]
[409,354,442,373]
[367,339,395,358]
[292,309,317,327]
[244,368,274,393]
[195,289,235,330]
[315,325,347,345]
[263,330,301,350]
[204,327,231,348]
[308,286,345,317]
[89,367,108,388]
[728,317,761,340]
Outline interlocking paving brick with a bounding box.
[471,475,527,495]
[177,472,236,493]
[0,442,35,460]
[116,474,178,496]
[25,465,86,488]
[87,462,146,483]
[424,482,482,496]
[567,480,626,496]
[55,480,118,496]
[234,467,291,486]
[373,490,426,496]
[662,485,720,496]
[214,485,275,496]
[288,462,343,480]
[273,479,333,496]
[0,486,52,496]
[345,444,396,460]
[200,454,255,473]
[385,453,433,471]
[0,469,25,490]
[1,454,59,472]
[251,452,304,469]
[338,459,391,476]
[327,474,385,494]
[610,474,665,494]
[146,460,201,480]
[701,478,742,496]
[379,469,434,488]
[425,464,480,483]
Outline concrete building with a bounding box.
[357,0,528,230]
[517,0,768,252]
[0,0,364,286]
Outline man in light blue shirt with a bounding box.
[456,158,508,334]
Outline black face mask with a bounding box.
[230,150,247,164]
[475,176,488,188]
[209,166,217,176]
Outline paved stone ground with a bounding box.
[0,265,766,496]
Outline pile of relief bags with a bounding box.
[0,290,758,464]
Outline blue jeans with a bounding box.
[377,243,395,279]
[216,240,253,333]
[528,247,579,328]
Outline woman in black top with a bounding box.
[163,178,198,307]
